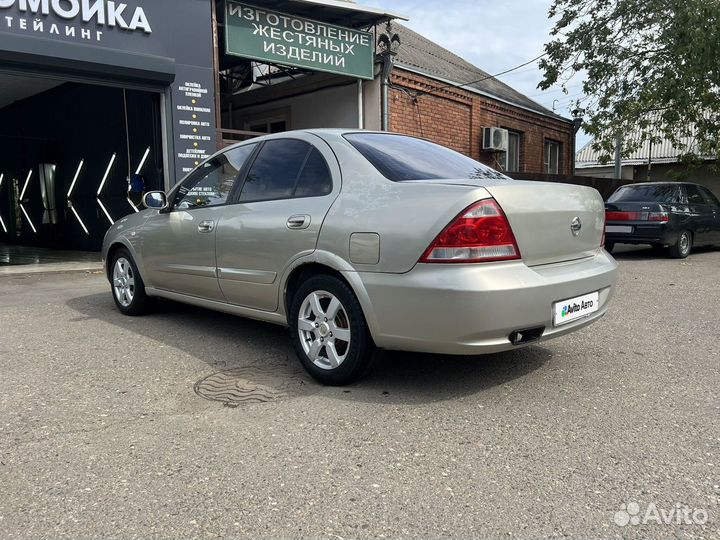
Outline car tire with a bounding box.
[110,248,151,316]
[669,230,692,259]
[289,274,376,385]
[604,241,615,254]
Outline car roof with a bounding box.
[621,181,700,187]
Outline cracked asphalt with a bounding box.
[0,245,718,539]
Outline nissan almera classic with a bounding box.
[103,130,618,385]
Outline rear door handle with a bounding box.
[287,214,311,230]
[198,220,215,233]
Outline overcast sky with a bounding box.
[364,0,592,149]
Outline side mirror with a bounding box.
[143,191,168,210]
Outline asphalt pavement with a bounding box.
[0,245,718,539]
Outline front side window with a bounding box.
[544,140,561,174]
[174,144,256,210]
[239,139,332,202]
[344,133,509,182]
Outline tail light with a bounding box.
[606,210,669,222]
[648,211,669,222]
[420,199,521,263]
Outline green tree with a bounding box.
[539,0,720,164]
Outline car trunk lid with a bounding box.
[409,178,605,266]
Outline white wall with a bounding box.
[229,75,382,132]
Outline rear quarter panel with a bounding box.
[316,134,489,274]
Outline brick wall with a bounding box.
[389,68,575,175]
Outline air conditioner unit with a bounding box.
[482,127,509,152]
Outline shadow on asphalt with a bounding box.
[67,291,552,405]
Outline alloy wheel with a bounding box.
[113,257,136,308]
[297,290,352,370]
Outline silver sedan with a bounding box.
[102,130,618,385]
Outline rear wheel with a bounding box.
[669,230,692,259]
[289,275,375,385]
[110,248,151,315]
[604,241,615,254]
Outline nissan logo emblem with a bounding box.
[571,216,582,236]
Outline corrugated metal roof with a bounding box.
[576,129,704,168]
[393,24,569,122]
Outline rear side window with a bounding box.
[344,133,509,182]
[294,148,333,198]
[699,186,720,206]
[608,184,681,203]
[685,185,706,204]
[240,140,332,202]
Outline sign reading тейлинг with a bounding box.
[225,1,375,80]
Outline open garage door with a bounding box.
[0,73,164,251]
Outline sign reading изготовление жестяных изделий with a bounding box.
[225,1,374,80]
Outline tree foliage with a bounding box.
[539,0,720,164]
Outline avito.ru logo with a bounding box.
[561,298,594,318]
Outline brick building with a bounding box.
[388,25,576,176]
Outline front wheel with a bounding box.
[289,275,376,385]
[669,230,692,259]
[110,248,151,315]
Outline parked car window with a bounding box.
[344,133,509,182]
[294,148,333,198]
[608,184,681,203]
[240,139,314,202]
[698,186,720,207]
[173,144,256,210]
[685,185,706,204]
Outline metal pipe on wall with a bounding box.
[357,79,364,129]
[381,78,388,131]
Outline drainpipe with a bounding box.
[571,115,582,176]
[357,79,364,129]
[378,52,394,131]
[376,22,400,132]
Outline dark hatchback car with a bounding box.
[604,182,720,258]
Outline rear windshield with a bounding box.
[608,184,681,203]
[344,133,509,182]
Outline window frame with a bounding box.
[229,138,335,205]
[243,108,291,134]
[502,130,521,173]
[544,139,561,175]
[167,142,260,212]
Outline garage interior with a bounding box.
[0,73,164,252]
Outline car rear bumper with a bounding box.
[355,250,618,355]
[605,221,676,245]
